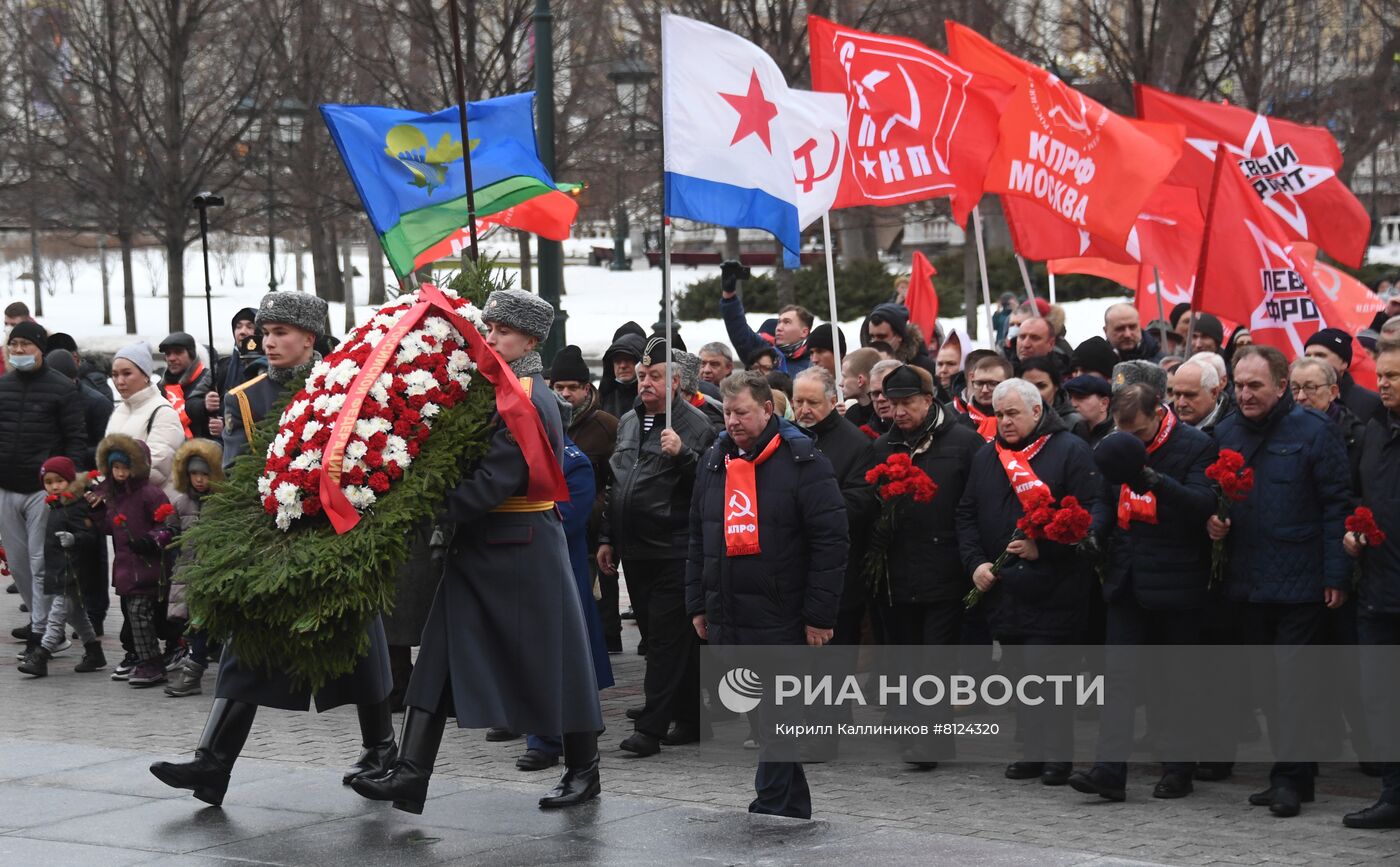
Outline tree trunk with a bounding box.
[27,218,43,318]
[99,234,112,326]
[120,228,137,334]
[366,221,385,304]
[518,231,533,293]
[342,229,355,334]
[963,231,980,341]
[836,207,879,263]
[723,226,741,261]
[166,231,186,332]
[308,219,337,301]
[773,240,795,308]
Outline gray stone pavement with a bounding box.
[0,595,1396,865]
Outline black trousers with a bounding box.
[1094,599,1204,783]
[630,559,699,738]
[594,559,622,645]
[1244,601,1327,790]
[1357,609,1400,804]
[879,599,963,758]
[622,558,657,648]
[831,602,867,647]
[1000,637,1076,764]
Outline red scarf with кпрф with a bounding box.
[723,434,783,556]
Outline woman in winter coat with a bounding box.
[163,438,224,697]
[105,341,186,490]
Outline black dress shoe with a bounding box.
[485,727,519,742]
[1249,786,1275,807]
[1343,801,1400,829]
[1195,763,1233,782]
[1270,786,1302,818]
[624,705,644,721]
[1005,761,1044,780]
[1041,763,1072,787]
[619,732,661,756]
[662,723,700,746]
[516,748,560,771]
[1153,772,1194,799]
[539,757,601,808]
[1067,767,1126,801]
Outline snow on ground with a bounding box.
[2,234,1119,358]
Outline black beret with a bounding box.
[882,364,931,399]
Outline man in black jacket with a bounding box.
[792,368,877,645]
[1342,339,1400,829]
[158,332,214,439]
[601,336,717,757]
[1305,327,1381,423]
[1067,384,1218,803]
[0,321,86,645]
[599,329,646,419]
[688,370,847,819]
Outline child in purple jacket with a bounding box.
[86,433,177,687]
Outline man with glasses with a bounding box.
[953,351,1011,441]
[1290,357,1366,463]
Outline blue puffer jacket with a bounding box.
[1212,393,1350,603]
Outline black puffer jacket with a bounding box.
[1353,413,1400,614]
[42,493,99,595]
[1102,418,1219,610]
[1339,372,1382,424]
[872,404,985,604]
[598,333,645,420]
[601,395,716,560]
[801,410,878,613]
[0,365,86,493]
[687,417,847,645]
[955,411,1105,639]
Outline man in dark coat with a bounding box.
[150,292,396,808]
[157,331,214,439]
[551,344,622,652]
[43,349,112,471]
[1104,302,1166,364]
[1067,384,1218,803]
[0,320,86,643]
[1064,374,1113,447]
[599,328,645,418]
[1305,327,1382,423]
[1209,345,1351,818]
[955,377,1104,787]
[602,337,716,757]
[354,288,604,812]
[205,307,259,438]
[792,367,878,646]
[1343,339,1400,829]
[687,370,847,819]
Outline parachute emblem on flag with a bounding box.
[383,125,475,194]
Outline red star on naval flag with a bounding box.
[720,70,779,152]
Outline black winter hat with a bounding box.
[1192,313,1225,346]
[612,321,646,342]
[8,320,47,352]
[46,332,78,354]
[231,307,258,332]
[808,323,848,354]
[1094,430,1148,486]
[1304,327,1352,365]
[1071,336,1117,379]
[550,345,590,384]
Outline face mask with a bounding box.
[9,354,36,371]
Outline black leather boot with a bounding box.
[343,699,399,785]
[149,698,257,806]
[539,731,601,808]
[350,707,445,814]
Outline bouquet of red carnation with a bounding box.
[1345,507,1387,548]
[863,453,939,602]
[154,503,176,524]
[0,546,9,582]
[964,490,1093,608]
[1205,449,1253,586]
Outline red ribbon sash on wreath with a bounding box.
[996,433,1051,509]
[318,282,568,534]
[1117,408,1175,530]
[723,433,784,557]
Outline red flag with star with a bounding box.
[808,16,1013,226]
[1136,84,1370,268]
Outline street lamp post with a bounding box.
[533,0,565,362]
[607,51,653,272]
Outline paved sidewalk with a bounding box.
[0,605,1395,865]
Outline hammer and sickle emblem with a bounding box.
[793,131,841,194]
[727,490,756,521]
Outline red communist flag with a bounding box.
[808,16,1012,226]
[1136,84,1370,268]
[907,251,939,337]
[946,21,1183,248]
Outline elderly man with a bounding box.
[720,262,813,375]
[550,344,622,652]
[793,367,877,646]
[1208,345,1350,818]
[1104,303,1164,363]
[865,358,902,439]
[1067,383,1218,803]
[157,332,213,439]
[698,341,734,389]
[0,321,86,645]
[1305,328,1382,423]
[674,349,725,432]
[688,370,847,818]
[956,377,1103,787]
[1014,317,1056,366]
[152,292,398,807]
[1171,355,1231,433]
[602,337,717,757]
[1064,374,1113,446]
[954,352,1012,441]
[1291,356,1367,459]
[1343,339,1400,829]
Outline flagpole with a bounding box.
[446,0,480,262]
[1186,143,1230,361]
[663,216,673,432]
[821,212,843,403]
[1048,271,1057,305]
[1151,265,1169,350]
[1014,253,1036,305]
[971,205,996,345]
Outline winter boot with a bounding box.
[17,645,51,677]
[342,699,398,784]
[350,707,445,814]
[74,641,107,673]
[149,698,257,806]
[539,730,601,808]
[163,657,205,696]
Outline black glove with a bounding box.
[130,535,160,557]
[1077,532,1104,562]
[719,260,750,296]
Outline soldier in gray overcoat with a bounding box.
[149,292,396,807]
[353,288,604,813]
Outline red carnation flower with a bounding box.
[113,514,128,528]
[153,503,176,523]
[368,472,391,494]
[263,495,278,515]
[301,495,323,516]
[1346,507,1387,547]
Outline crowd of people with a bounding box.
[3,261,1400,827]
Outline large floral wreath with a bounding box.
[180,263,510,690]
